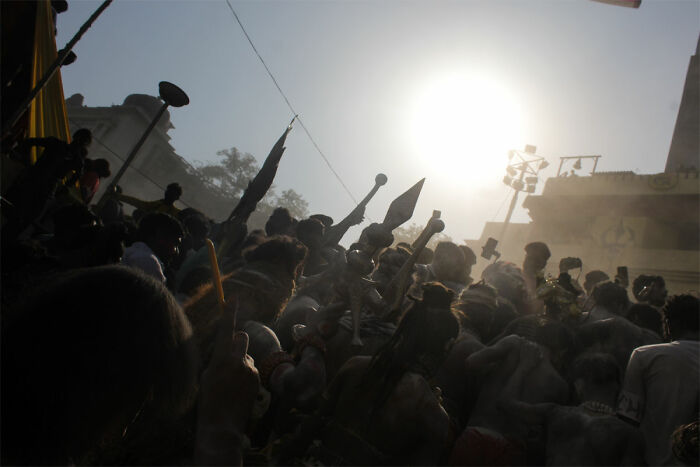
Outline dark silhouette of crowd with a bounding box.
[1,134,698,467]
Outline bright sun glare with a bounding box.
[407,72,524,187]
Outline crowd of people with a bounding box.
[1,128,699,466]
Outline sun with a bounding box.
[406,71,524,187]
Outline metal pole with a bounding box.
[557,158,565,177]
[592,156,600,174]
[2,0,114,137]
[499,167,525,241]
[96,102,169,207]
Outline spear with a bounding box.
[357,178,426,256]
[323,173,388,246]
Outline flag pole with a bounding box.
[2,0,114,137]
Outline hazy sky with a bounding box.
[56,0,699,242]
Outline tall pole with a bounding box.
[95,102,169,207]
[499,167,525,241]
[2,0,113,137]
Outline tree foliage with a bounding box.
[196,147,309,220]
[392,222,453,250]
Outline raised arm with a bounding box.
[116,193,150,211]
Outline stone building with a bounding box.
[467,37,700,295]
[66,93,233,220]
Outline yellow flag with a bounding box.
[28,0,71,164]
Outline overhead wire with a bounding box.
[223,0,359,205]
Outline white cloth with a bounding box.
[617,340,700,466]
[121,241,166,283]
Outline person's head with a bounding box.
[243,234,308,280]
[523,241,550,273]
[626,303,663,337]
[295,217,325,251]
[584,270,609,295]
[672,421,699,466]
[1,266,198,465]
[366,282,459,397]
[415,246,433,265]
[164,183,183,204]
[181,211,210,249]
[591,281,630,315]
[460,245,477,279]
[662,294,700,341]
[91,158,111,178]
[265,207,296,236]
[455,282,498,341]
[71,128,92,148]
[482,261,529,314]
[632,274,668,306]
[569,352,621,404]
[137,212,183,264]
[532,320,578,374]
[432,241,466,283]
[309,214,333,229]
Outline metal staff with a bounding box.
[96,81,189,208]
[2,0,114,137]
[324,173,387,246]
[382,215,445,320]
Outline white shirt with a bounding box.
[617,340,700,465]
[121,241,166,283]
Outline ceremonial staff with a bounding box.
[96,81,189,208]
[323,173,388,246]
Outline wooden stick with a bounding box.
[206,239,226,315]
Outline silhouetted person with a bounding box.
[122,212,183,283]
[117,182,183,219]
[79,158,110,204]
[265,207,297,236]
[1,265,198,465]
[618,294,700,465]
[4,128,92,238]
[632,274,668,307]
[583,270,609,296]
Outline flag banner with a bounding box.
[29,0,71,164]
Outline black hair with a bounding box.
[72,128,92,145]
[165,182,183,198]
[626,303,663,336]
[1,266,198,465]
[662,294,700,340]
[295,217,325,248]
[592,281,630,314]
[524,241,551,259]
[309,214,334,228]
[137,212,183,243]
[92,158,111,177]
[632,274,665,301]
[584,270,609,293]
[243,234,308,278]
[460,245,477,266]
[265,207,295,236]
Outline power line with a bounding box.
[223,0,359,205]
